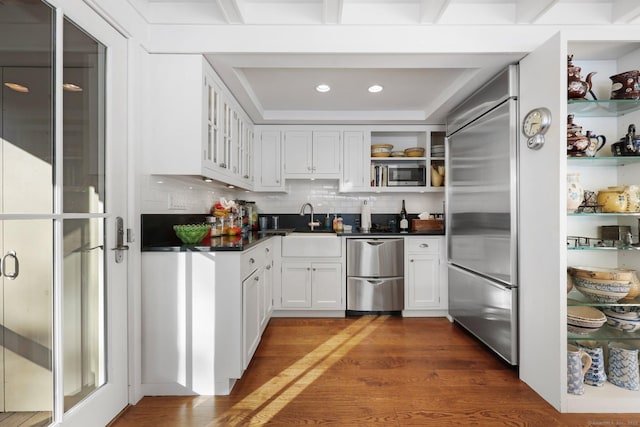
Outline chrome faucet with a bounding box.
[299,202,321,231]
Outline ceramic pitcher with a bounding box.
[568,344,592,395]
[579,342,607,387]
[608,342,639,391]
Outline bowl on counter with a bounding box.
[371,144,393,157]
[404,147,425,157]
[567,305,607,334]
[603,306,640,332]
[173,224,211,245]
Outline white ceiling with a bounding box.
[128,0,640,124]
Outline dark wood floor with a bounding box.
[112,316,640,426]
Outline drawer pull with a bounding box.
[254,276,259,281]
[419,243,429,248]
[249,258,255,264]
[410,259,414,263]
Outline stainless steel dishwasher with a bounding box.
[346,238,404,314]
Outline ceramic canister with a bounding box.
[579,342,607,387]
[567,344,592,395]
[608,342,640,391]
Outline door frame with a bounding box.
[46,1,130,425]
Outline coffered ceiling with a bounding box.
[128,0,640,124]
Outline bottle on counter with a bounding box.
[332,214,339,232]
[400,199,409,233]
[336,216,344,233]
[361,200,371,232]
[325,213,332,230]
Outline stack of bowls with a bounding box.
[404,147,425,157]
[603,306,640,332]
[371,144,393,157]
[567,266,632,303]
[567,305,607,334]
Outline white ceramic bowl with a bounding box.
[570,276,631,303]
[603,308,640,332]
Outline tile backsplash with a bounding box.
[141,175,445,216]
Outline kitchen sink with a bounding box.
[282,232,341,257]
[292,229,335,234]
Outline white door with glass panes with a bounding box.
[0,1,129,426]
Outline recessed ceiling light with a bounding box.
[4,82,29,93]
[63,83,83,92]
[203,177,213,183]
[368,85,383,93]
[316,84,331,93]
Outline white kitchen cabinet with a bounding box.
[254,130,284,191]
[403,236,447,316]
[140,237,274,396]
[243,267,262,369]
[311,263,343,308]
[281,262,312,308]
[261,244,274,332]
[283,130,341,178]
[341,131,369,192]
[519,34,640,413]
[146,54,254,189]
[280,262,342,309]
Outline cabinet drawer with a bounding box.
[242,246,266,280]
[406,238,440,254]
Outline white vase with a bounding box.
[567,173,584,213]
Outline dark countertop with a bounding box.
[142,229,445,253]
[339,230,444,237]
[142,232,273,252]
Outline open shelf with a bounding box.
[568,99,640,117]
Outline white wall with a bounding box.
[140,175,444,216]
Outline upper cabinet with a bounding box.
[146,54,253,189]
[254,130,284,192]
[283,130,341,178]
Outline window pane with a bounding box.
[0,0,54,215]
[2,219,54,423]
[63,19,105,214]
[63,218,105,411]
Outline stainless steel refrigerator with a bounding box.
[446,65,519,365]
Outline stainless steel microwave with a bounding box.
[387,165,426,186]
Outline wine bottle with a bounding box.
[400,200,409,232]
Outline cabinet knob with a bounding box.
[410,259,414,263]
[250,258,255,264]
[419,243,429,248]
[307,166,312,171]
[266,248,270,253]
[254,276,259,281]
[307,267,311,271]
[266,265,271,270]
[244,175,249,179]
[276,180,280,184]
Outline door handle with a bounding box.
[110,217,129,264]
[2,250,19,280]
